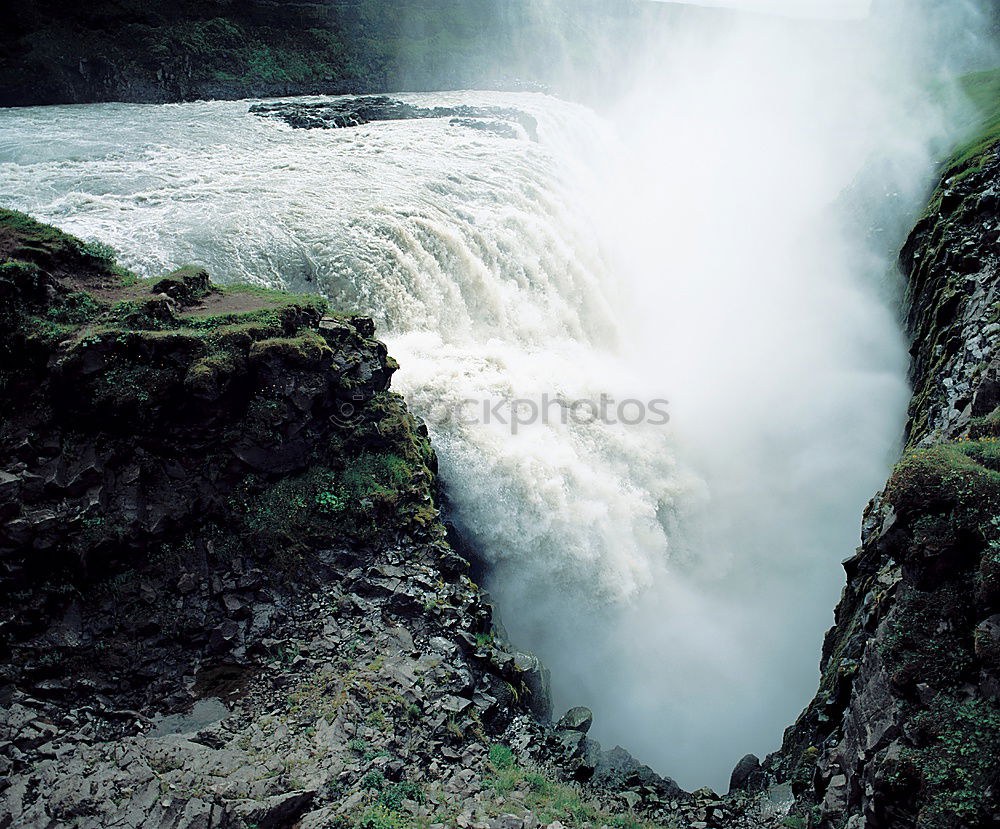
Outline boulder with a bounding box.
[728,753,765,793]
[556,706,592,734]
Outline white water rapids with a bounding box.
[0,9,970,787]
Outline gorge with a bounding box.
[2,1,1000,828]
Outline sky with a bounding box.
[659,0,872,18]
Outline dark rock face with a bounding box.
[729,754,765,793]
[768,144,1000,828]
[900,152,1000,447]
[249,96,540,141]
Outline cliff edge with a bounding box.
[0,210,708,829]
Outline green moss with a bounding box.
[977,541,1000,611]
[179,289,327,334]
[895,695,1000,828]
[886,444,1000,525]
[0,209,84,261]
[479,751,657,828]
[968,412,1000,439]
[881,581,976,692]
[354,805,412,829]
[236,450,424,553]
[249,330,332,368]
[107,296,179,330]
[376,781,424,811]
[89,358,178,415]
[46,291,104,325]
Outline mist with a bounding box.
[661,0,871,18]
[429,0,996,790]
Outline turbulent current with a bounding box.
[0,24,953,785]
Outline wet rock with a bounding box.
[250,97,539,141]
[728,753,765,793]
[231,790,315,828]
[556,706,593,734]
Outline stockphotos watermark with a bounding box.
[332,391,670,433]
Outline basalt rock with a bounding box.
[729,754,765,793]
[250,96,540,141]
[556,706,593,734]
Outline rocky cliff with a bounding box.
[1,210,755,829]
[765,73,1000,829]
[0,0,718,108]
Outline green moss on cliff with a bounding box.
[944,69,1000,180]
[881,581,977,692]
[0,208,437,587]
[887,696,1000,829]
[874,439,1000,827]
[234,442,435,555]
[886,443,1000,524]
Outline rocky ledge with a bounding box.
[250,96,540,141]
[0,210,789,829]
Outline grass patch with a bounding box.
[888,695,1000,829]
[885,443,1000,525]
[235,451,418,549]
[480,746,656,828]
[942,68,1000,180]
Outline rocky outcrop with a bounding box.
[249,97,539,141]
[767,127,1000,828]
[0,210,719,829]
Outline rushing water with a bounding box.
[0,46,937,785]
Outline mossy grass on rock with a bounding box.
[0,207,445,685]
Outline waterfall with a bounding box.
[0,4,962,781]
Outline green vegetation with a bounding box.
[886,442,1000,525]
[873,437,1000,828]
[233,444,432,554]
[879,441,1000,691]
[46,291,102,325]
[0,0,713,106]
[487,743,515,770]
[881,581,976,691]
[375,781,424,811]
[1,0,556,105]
[886,696,1000,828]
[0,207,440,590]
[476,746,655,829]
[943,68,1000,180]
